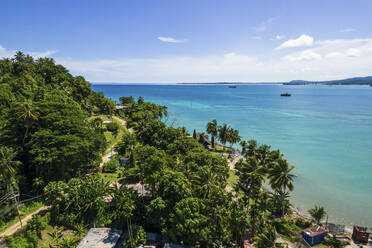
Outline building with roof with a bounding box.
[302,226,328,246]
[352,226,370,243]
[77,228,123,248]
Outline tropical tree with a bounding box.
[236,157,266,202]
[218,124,229,150]
[324,234,344,248]
[255,225,277,248]
[267,158,296,217]
[17,100,38,146]
[308,205,326,225]
[206,120,218,148]
[240,140,248,155]
[0,146,21,192]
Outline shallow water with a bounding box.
[92,84,372,226]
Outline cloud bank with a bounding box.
[1,37,372,83]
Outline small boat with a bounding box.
[280,93,291,97]
[228,85,237,88]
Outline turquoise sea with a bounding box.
[92,84,372,226]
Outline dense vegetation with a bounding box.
[1,53,331,248]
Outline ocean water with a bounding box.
[92,84,372,226]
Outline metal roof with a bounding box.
[77,228,123,248]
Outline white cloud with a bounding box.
[55,37,372,83]
[253,17,275,32]
[2,37,372,83]
[157,36,186,43]
[340,28,355,33]
[282,49,322,61]
[276,34,314,50]
[0,45,56,58]
[29,50,56,57]
[276,35,285,40]
[346,48,361,57]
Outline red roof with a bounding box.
[303,226,328,237]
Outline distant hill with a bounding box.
[286,76,372,85]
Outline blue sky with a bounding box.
[1,0,372,83]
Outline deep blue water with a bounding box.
[92,84,372,226]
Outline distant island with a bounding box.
[177,76,372,86]
[284,76,372,86]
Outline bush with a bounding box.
[273,218,302,242]
[106,122,120,135]
[294,218,312,229]
[102,158,120,173]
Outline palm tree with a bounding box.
[0,146,21,192]
[246,139,259,158]
[18,100,38,146]
[218,124,229,150]
[267,158,296,217]
[240,140,248,155]
[308,205,326,225]
[227,128,241,149]
[206,120,218,148]
[236,157,266,203]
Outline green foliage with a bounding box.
[294,218,312,229]
[106,121,120,135]
[324,235,344,248]
[308,205,327,225]
[272,218,302,242]
[115,132,137,156]
[126,225,146,248]
[5,212,49,248]
[102,157,120,173]
[0,53,108,191]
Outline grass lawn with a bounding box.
[227,170,238,188]
[0,201,43,232]
[38,224,86,248]
[100,171,121,184]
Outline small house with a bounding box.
[195,133,212,149]
[77,228,123,248]
[302,226,328,246]
[103,120,112,124]
[352,226,370,243]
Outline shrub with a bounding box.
[102,158,120,173]
[106,122,120,135]
[294,218,312,229]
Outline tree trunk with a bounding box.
[22,125,30,146]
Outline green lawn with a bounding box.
[227,170,238,188]
[0,201,43,232]
[100,171,121,184]
[38,224,86,248]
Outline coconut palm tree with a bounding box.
[240,140,248,155]
[246,139,259,158]
[206,120,218,148]
[267,158,296,217]
[236,157,266,203]
[308,205,327,225]
[0,146,21,192]
[18,100,38,146]
[218,124,229,150]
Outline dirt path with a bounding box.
[0,206,49,239]
[1,116,130,239]
[100,116,132,168]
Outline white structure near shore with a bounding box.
[77,228,123,248]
